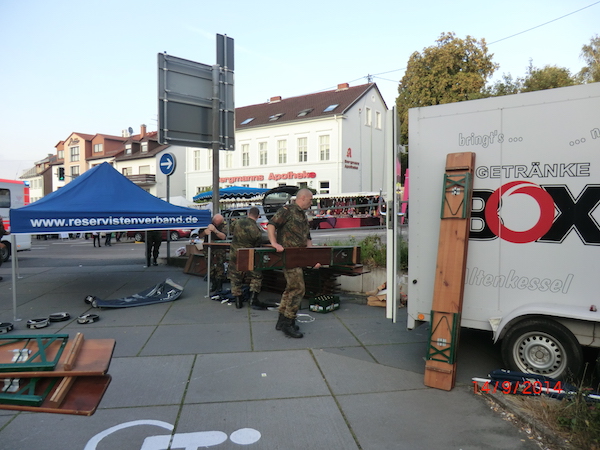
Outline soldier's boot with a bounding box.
[235,296,244,309]
[275,313,285,330]
[210,277,220,292]
[275,313,299,331]
[281,316,303,339]
[250,292,268,310]
[251,292,278,310]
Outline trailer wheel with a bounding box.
[501,319,583,380]
[0,242,10,263]
[134,232,144,242]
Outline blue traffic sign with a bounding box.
[159,153,176,176]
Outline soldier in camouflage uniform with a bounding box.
[267,188,318,338]
[202,214,227,292]
[229,207,272,309]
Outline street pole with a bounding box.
[212,65,220,215]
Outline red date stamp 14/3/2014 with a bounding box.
[473,380,563,395]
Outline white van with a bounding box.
[0,179,32,262]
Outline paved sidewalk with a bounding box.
[0,239,541,449]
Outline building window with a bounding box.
[376,111,382,129]
[240,117,254,125]
[277,140,287,164]
[70,146,79,162]
[259,142,267,165]
[365,107,372,126]
[323,104,338,112]
[122,167,132,176]
[259,183,267,189]
[57,150,64,160]
[193,150,201,171]
[141,142,148,153]
[297,108,313,117]
[298,182,308,189]
[208,149,213,168]
[139,165,150,174]
[242,144,249,167]
[319,135,330,161]
[125,144,132,155]
[297,137,307,162]
[71,165,80,178]
[94,143,103,153]
[269,113,284,121]
[225,151,233,168]
[319,181,330,194]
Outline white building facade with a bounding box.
[186,83,389,199]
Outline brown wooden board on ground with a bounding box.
[0,337,116,378]
[183,253,207,276]
[0,375,111,416]
[424,152,475,391]
[236,246,361,272]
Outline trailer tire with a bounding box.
[501,318,583,380]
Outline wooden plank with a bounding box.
[0,338,115,378]
[63,332,84,371]
[47,376,77,408]
[236,246,361,272]
[0,375,111,416]
[424,152,475,391]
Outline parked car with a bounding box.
[222,206,269,237]
[262,185,299,219]
[126,229,192,242]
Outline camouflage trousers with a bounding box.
[228,261,262,297]
[207,249,227,280]
[279,267,305,319]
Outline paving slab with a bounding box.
[179,397,359,450]
[185,350,329,403]
[102,355,194,408]
[338,389,540,450]
[0,406,180,450]
[140,322,252,356]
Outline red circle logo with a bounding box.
[484,181,555,243]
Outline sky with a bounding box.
[0,0,598,180]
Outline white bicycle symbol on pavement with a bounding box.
[84,420,261,449]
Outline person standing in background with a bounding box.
[146,230,162,266]
[92,231,101,248]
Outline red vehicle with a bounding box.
[126,229,192,242]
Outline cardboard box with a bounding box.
[185,244,203,256]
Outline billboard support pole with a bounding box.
[211,65,220,216]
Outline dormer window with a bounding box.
[297,108,313,117]
[125,144,132,155]
[323,104,339,112]
[240,118,254,125]
[269,113,284,121]
[141,142,148,153]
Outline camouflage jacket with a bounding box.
[268,203,311,248]
[230,217,264,263]
[203,221,226,243]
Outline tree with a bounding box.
[396,32,498,145]
[484,73,523,97]
[578,34,600,83]
[521,63,576,92]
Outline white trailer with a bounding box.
[407,83,600,379]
